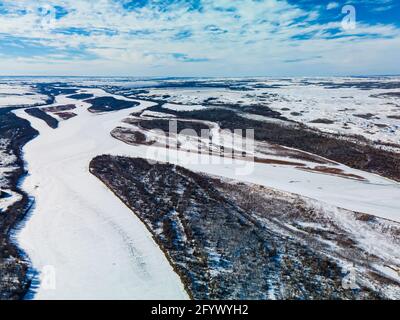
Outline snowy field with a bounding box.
[133,77,400,148]
[0,83,48,107]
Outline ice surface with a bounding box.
[14,93,188,300]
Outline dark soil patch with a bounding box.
[55,112,77,120]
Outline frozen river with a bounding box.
[14,88,400,299]
[14,93,188,300]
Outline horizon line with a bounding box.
[0,74,400,79]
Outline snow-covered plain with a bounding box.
[9,79,400,299]
[0,84,48,107]
[135,77,400,147]
[264,83,400,147]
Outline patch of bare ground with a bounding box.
[36,105,77,122]
[111,127,151,146]
[265,144,335,165]
[309,119,335,124]
[371,92,400,99]
[54,112,77,120]
[353,113,378,120]
[90,155,400,300]
[368,271,400,287]
[42,104,76,113]
[297,166,366,181]
[375,123,389,128]
[253,158,305,166]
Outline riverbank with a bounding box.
[0,107,38,300]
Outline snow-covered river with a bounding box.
[14,93,188,300]
[13,89,400,299]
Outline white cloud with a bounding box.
[0,0,398,76]
[327,2,339,10]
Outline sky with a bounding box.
[0,0,399,77]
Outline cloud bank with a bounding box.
[0,0,399,76]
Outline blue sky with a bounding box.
[0,0,399,76]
